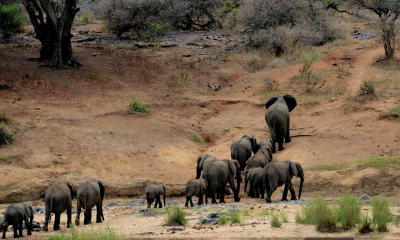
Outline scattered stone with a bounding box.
[127,212,137,215]
[167,228,185,231]
[359,194,372,200]
[106,202,118,207]
[166,200,180,205]
[196,219,207,225]
[207,219,219,225]
[283,206,289,209]
[124,200,145,206]
[227,208,239,213]
[33,207,45,214]
[139,232,154,235]
[138,209,151,213]
[329,97,335,102]
[182,54,191,57]
[356,121,362,127]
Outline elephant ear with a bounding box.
[24,204,33,217]
[283,94,297,112]
[296,163,304,178]
[251,135,258,153]
[228,160,237,177]
[67,181,74,200]
[98,180,105,201]
[197,155,209,170]
[290,162,299,178]
[265,97,278,109]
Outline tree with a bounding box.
[327,0,400,60]
[22,0,81,68]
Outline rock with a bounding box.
[33,207,45,214]
[227,208,239,213]
[124,200,145,207]
[196,219,207,225]
[166,200,180,205]
[72,209,77,214]
[106,202,118,207]
[167,228,185,231]
[329,97,335,102]
[283,206,289,209]
[182,54,191,57]
[139,232,154,235]
[138,209,150,213]
[356,121,362,127]
[359,194,372,200]
[128,212,137,215]
[208,219,219,225]
[206,212,220,219]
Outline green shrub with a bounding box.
[269,211,282,227]
[359,80,374,95]
[219,215,228,225]
[130,99,150,114]
[300,50,320,77]
[164,206,188,226]
[193,134,205,144]
[82,11,94,24]
[358,212,373,234]
[45,224,126,240]
[0,4,27,37]
[230,212,241,224]
[336,192,361,230]
[371,197,390,232]
[0,122,13,145]
[143,23,164,43]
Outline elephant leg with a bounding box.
[96,202,102,223]
[153,198,157,208]
[67,205,72,227]
[190,197,194,207]
[76,199,81,226]
[281,180,290,201]
[19,219,23,237]
[185,196,190,207]
[289,182,297,200]
[219,186,226,203]
[198,195,203,206]
[210,188,217,204]
[285,121,291,143]
[25,215,32,236]
[13,223,18,238]
[255,186,260,199]
[54,213,61,231]
[158,196,162,208]
[278,139,284,151]
[1,222,8,239]
[86,209,93,225]
[248,184,255,198]
[260,184,265,199]
[271,139,276,153]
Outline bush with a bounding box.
[336,192,361,230]
[0,122,13,145]
[45,224,126,240]
[269,211,282,227]
[359,80,375,95]
[230,212,241,224]
[371,197,390,232]
[164,206,188,226]
[82,11,94,24]
[130,98,150,114]
[358,212,373,234]
[193,134,205,144]
[0,4,27,38]
[219,215,229,225]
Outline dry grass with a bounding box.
[200,132,217,144]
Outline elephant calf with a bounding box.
[246,145,272,170]
[264,161,304,203]
[145,184,166,208]
[2,203,33,239]
[230,135,258,171]
[244,167,265,199]
[75,179,105,226]
[185,179,207,207]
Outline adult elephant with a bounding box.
[230,135,258,171]
[265,94,297,153]
[244,167,265,199]
[75,179,105,226]
[145,184,166,208]
[246,146,272,170]
[195,154,219,179]
[263,161,304,203]
[43,181,73,231]
[2,203,33,239]
[201,159,241,203]
[256,138,273,151]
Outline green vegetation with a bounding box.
[193,134,205,144]
[300,50,320,77]
[45,224,126,240]
[82,11,94,24]
[358,212,373,233]
[163,206,188,226]
[222,128,230,132]
[336,192,361,230]
[297,95,322,107]
[344,101,362,114]
[219,215,229,225]
[230,211,241,224]
[0,4,27,37]
[388,106,400,117]
[359,80,375,95]
[0,111,12,124]
[269,211,282,227]
[0,122,13,145]
[86,31,95,38]
[371,197,391,232]
[143,23,164,43]
[167,71,190,87]
[130,98,150,114]
[131,41,138,50]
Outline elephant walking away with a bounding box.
[185,179,208,207]
[263,161,304,203]
[246,145,273,170]
[230,135,258,171]
[256,138,273,150]
[265,94,297,153]
[43,181,73,231]
[145,184,166,208]
[2,203,33,239]
[195,154,220,179]
[202,159,241,204]
[244,167,265,199]
[75,179,105,226]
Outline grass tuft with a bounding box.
[219,215,229,225]
[358,212,373,233]
[0,122,13,145]
[193,134,205,144]
[0,111,12,124]
[371,196,390,232]
[163,206,188,226]
[130,98,150,114]
[230,212,241,224]
[269,211,282,227]
[45,223,126,240]
[336,191,361,230]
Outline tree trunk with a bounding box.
[382,23,396,60]
[22,0,81,69]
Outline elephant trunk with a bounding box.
[298,177,304,200]
[195,166,201,179]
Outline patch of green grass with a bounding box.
[371,197,390,232]
[222,128,230,132]
[0,122,13,145]
[82,11,94,24]
[254,211,271,217]
[359,80,375,95]
[297,95,322,108]
[219,215,229,225]
[163,206,188,226]
[45,223,126,240]
[259,88,288,99]
[336,192,361,230]
[388,106,400,117]
[269,211,282,227]
[306,163,350,171]
[193,134,205,144]
[280,211,288,223]
[230,212,241,224]
[344,101,362,114]
[88,72,98,80]
[358,212,373,233]
[322,86,346,95]
[130,98,150,114]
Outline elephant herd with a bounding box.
[1,94,304,238]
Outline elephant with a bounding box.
[2,203,33,239]
[43,181,73,231]
[201,159,241,204]
[263,161,304,203]
[246,145,273,170]
[195,154,219,179]
[230,135,258,171]
[265,94,297,153]
[244,167,265,199]
[256,138,273,151]
[185,179,208,207]
[75,179,105,226]
[145,184,166,208]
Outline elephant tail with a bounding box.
[83,193,88,217]
[46,197,54,223]
[163,186,166,207]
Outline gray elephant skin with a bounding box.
[263,161,304,203]
[256,138,273,151]
[265,94,297,153]
[145,184,166,208]
[246,145,272,170]
[201,159,241,203]
[230,135,258,171]
[195,154,219,179]
[43,181,73,231]
[185,179,208,207]
[75,179,105,226]
[2,203,33,239]
[244,167,265,199]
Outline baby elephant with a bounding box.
[75,179,105,226]
[2,203,33,239]
[185,179,208,207]
[145,184,166,208]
